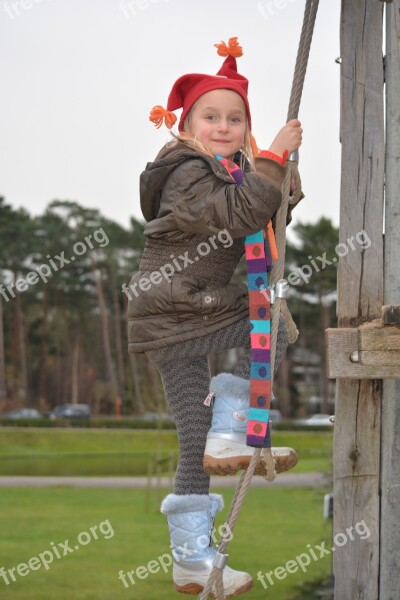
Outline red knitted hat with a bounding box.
[149,37,251,131]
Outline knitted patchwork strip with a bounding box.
[216,156,272,448]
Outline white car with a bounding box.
[298,414,334,426]
[3,408,41,420]
[269,409,282,423]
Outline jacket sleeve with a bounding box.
[255,154,305,225]
[164,157,285,238]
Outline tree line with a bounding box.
[0,196,338,416]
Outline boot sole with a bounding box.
[203,452,298,476]
[175,578,254,598]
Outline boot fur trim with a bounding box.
[210,373,250,400]
[160,493,223,514]
[209,493,224,512]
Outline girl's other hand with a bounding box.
[268,119,303,157]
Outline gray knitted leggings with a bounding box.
[148,316,288,495]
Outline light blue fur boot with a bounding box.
[161,493,253,597]
[203,373,298,476]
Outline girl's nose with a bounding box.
[217,119,229,132]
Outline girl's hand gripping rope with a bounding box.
[268,119,303,158]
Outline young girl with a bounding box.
[128,37,303,598]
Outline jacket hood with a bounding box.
[140,142,199,222]
[140,142,249,223]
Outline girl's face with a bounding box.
[185,89,247,158]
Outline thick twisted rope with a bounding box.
[197,452,260,600]
[287,0,320,122]
[198,3,319,598]
[267,0,319,471]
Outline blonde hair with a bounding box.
[166,108,255,172]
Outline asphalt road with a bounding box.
[0,472,329,488]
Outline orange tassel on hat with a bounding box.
[149,105,177,129]
[214,37,243,58]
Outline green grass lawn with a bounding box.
[0,428,332,476]
[0,486,333,600]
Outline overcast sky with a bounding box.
[0,0,341,235]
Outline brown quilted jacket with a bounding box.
[128,141,287,353]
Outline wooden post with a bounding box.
[380,2,400,598]
[333,2,384,598]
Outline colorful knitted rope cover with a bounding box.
[216,155,272,448]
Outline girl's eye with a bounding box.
[206,115,216,121]
[231,117,241,123]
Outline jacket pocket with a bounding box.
[171,275,217,323]
[171,276,248,324]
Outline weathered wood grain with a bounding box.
[334,1,384,598]
[359,351,400,368]
[380,2,400,598]
[381,305,400,325]
[359,321,400,352]
[326,328,399,378]
[358,319,400,352]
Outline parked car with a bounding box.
[297,414,334,426]
[269,409,283,423]
[136,412,175,423]
[2,408,41,420]
[49,404,90,420]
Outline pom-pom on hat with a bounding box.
[149,37,251,132]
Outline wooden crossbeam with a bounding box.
[326,306,400,378]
